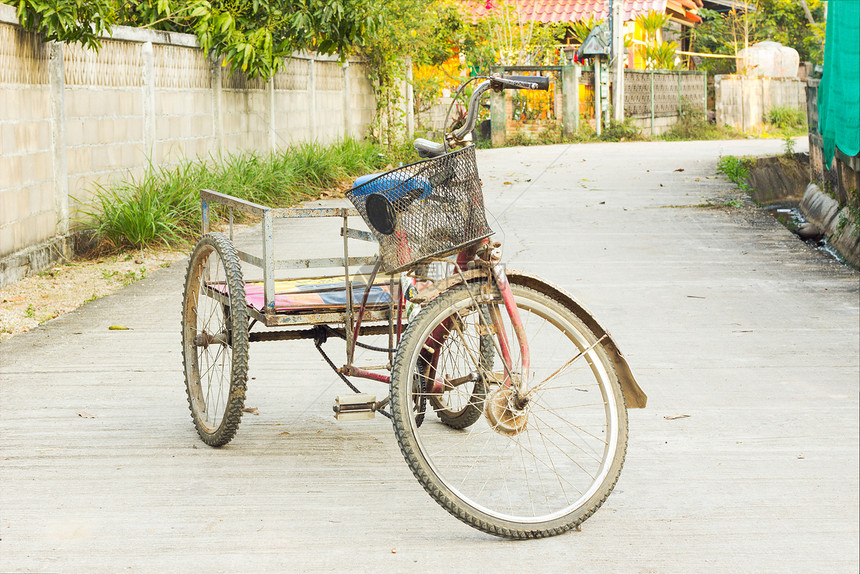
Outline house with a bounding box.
[464,0,704,69]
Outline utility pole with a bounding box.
[609,0,625,122]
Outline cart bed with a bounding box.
[240,275,393,313]
[209,275,396,315]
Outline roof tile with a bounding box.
[463,0,704,24]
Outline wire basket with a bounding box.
[347,145,493,273]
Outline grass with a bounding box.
[766,106,806,130]
[499,117,647,148]
[744,105,808,140]
[75,139,414,251]
[661,100,745,142]
[836,188,860,240]
[661,115,744,141]
[716,155,755,192]
[495,101,801,147]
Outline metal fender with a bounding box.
[506,270,647,409]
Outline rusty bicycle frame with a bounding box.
[198,187,540,412]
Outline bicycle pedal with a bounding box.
[333,394,377,421]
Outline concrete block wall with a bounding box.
[715,75,806,132]
[153,43,213,165]
[0,4,377,286]
[348,64,375,140]
[0,20,55,261]
[63,40,147,209]
[629,115,678,136]
[316,61,346,144]
[273,58,312,145]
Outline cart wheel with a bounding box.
[181,233,249,447]
[426,309,493,430]
[390,283,628,539]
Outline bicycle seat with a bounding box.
[413,138,445,159]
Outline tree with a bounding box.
[470,0,565,68]
[9,0,382,79]
[11,0,114,50]
[636,11,679,70]
[691,0,826,74]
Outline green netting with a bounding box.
[818,1,860,168]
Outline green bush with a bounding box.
[766,106,806,130]
[598,118,645,142]
[716,155,754,192]
[76,165,199,250]
[662,100,744,141]
[75,139,414,250]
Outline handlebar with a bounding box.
[414,74,552,158]
[497,75,551,91]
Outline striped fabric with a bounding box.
[209,275,399,313]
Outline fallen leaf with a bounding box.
[4,296,24,303]
[664,414,690,420]
[674,168,684,172]
[279,431,290,435]
[503,181,512,185]
[243,407,259,415]
[108,325,130,330]
[391,548,397,554]
[797,454,805,459]
[77,411,97,418]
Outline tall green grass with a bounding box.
[661,101,744,142]
[716,155,754,192]
[765,106,806,130]
[75,139,411,250]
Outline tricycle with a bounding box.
[181,74,647,539]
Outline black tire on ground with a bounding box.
[181,233,249,447]
[390,283,628,539]
[427,307,493,430]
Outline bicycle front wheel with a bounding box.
[390,283,628,538]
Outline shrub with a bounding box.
[716,155,754,192]
[766,106,806,130]
[599,118,645,142]
[74,139,415,250]
[662,100,744,141]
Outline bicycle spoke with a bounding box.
[392,283,626,533]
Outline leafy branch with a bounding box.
[8,0,382,80]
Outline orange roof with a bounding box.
[464,0,703,25]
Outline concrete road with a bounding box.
[2,139,858,573]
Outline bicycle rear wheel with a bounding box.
[181,233,249,447]
[390,283,628,538]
